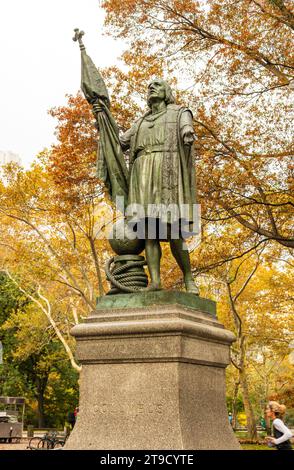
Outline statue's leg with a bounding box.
[170,238,199,295]
[145,239,162,290]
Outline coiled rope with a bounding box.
[105,256,148,294]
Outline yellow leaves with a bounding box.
[0,143,114,321]
[1,303,49,361]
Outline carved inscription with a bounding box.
[93,402,164,417]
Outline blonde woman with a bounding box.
[265,401,293,450]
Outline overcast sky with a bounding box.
[0,0,124,167]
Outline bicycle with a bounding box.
[27,431,67,450]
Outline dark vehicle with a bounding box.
[0,396,25,443]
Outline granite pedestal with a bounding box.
[65,291,240,450]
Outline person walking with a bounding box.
[74,407,79,424]
[67,410,76,430]
[265,401,293,450]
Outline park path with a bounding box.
[0,439,28,450]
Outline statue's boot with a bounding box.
[185,278,199,295]
[144,282,163,291]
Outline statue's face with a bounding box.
[147,80,166,103]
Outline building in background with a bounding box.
[0,151,21,166]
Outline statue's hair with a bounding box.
[268,401,286,418]
[147,79,176,108]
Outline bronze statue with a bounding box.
[73,29,199,295]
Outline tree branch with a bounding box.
[3,269,82,373]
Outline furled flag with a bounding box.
[73,29,129,205]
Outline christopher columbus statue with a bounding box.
[73,29,199,295]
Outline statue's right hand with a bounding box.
[93,103,103,114]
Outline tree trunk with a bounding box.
[239,369,258,440]
[232,380,240,430]
[88,236,104,297]
[264,411,271,436]
[36,377,46,428]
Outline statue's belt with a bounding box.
[136,147,169,158]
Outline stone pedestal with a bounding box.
[65,291,240,450]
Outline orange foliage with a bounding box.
[48,93,98,204]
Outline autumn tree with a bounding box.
[0,273,79,427]
[195,231,294,437]
[0,139,113,373]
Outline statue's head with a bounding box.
[147,79,175,108]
